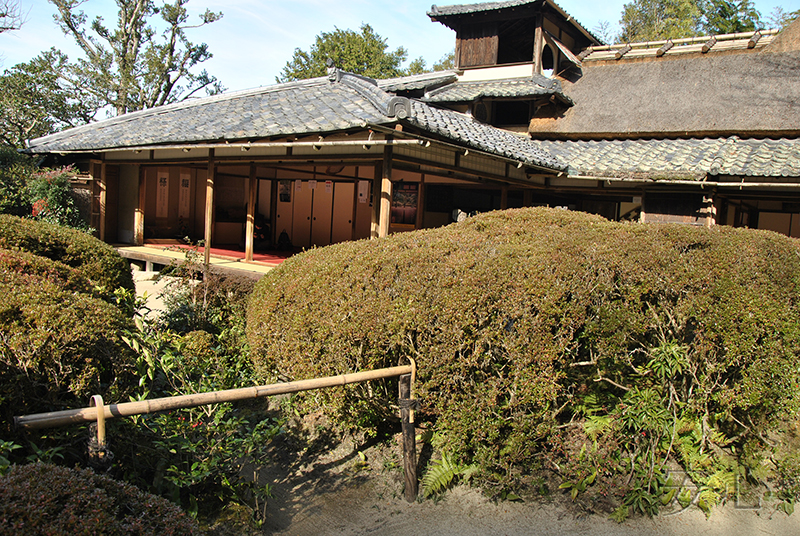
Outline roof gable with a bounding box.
[26,70,566,172]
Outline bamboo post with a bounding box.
[90,395,106,461]
[15,365,413,430]
[399,373,418,502]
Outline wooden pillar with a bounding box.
[533,13,544,75]
[415,174,426,229]
[399,374,418,502]
[204,149,216,267]
[371,143,393,239]
[98,163,107,242]
[245,164,257,262]
[134,166,145,245]
[500,186,509,210]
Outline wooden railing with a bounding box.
[15,362,420,501]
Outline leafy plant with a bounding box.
[421,451,478,498]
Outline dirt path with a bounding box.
[251,428,800,536]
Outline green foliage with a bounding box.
[112,259,273,525]
[0,462,202,534]
[247,207,800,512]
[0,146,36,216]
[0,214,134,294]
[768,7,800,29]
[25,166,90,231]
[0,48,97,148]
[49,0,224,116]
[278,24,421,82]
[700,0,761,35]
[421,451,478,498]
[620,0,703,41]
[0,261,135,432]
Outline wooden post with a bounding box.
[134,166,145,245]
[500,186,509,210]
[99,163,107,242]
[379,144,393,238]
[245,164,257,262]
[90,395,106,462]
[204,149,216,267]
[399,373,418,502]
[533,13,544,75]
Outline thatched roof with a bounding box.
[530,19,800,140]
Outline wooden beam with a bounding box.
[533,13,544,74]
[204,149,216,267]
[134,166,145,245]
[245,164,257,262]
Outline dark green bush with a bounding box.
[0,266,135,432]
[0,213,134,294]
[0,247,94,294]
[0,147,36,217]
[0,462,202,534]
[247,207,800,510]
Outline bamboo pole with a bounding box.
[15,365,413,430]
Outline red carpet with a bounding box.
[144,242,292,266]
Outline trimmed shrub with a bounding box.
[0,266,135,431]
[0,462,202,535]
[0,213,134,294]
[247,207,800,509]
[0,247,94,294]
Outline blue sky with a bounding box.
[1,0,797,93]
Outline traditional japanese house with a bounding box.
[24,0,800,269]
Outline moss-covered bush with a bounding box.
[0,462,202,535]
[0,214,134,294]
[247,207,800,512]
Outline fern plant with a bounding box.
[421,452,478,498]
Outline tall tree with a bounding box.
[701,0,761,35]
[278,24,420,82]
[619,0,703,42]
[0,49,99,148]
[50,0,223,116]
[768,6,800,29]
[0,0,23,33]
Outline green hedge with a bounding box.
[0,463,201,535]
[247,207,800,507]
[0,247,94,295]
[0,265,134,429]
[0,214,134,294]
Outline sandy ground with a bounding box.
[257,433,800,536]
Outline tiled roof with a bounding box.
[378,71,458,92]
[408,101,566,171]
[429,0,601,44]
[26,71,565,171]
[422,76,573,105]
[529,137,800,179]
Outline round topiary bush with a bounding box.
[0,214,134,294]
[0,264,135,432]
[0,462,202,535]
[247,207,800,509]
